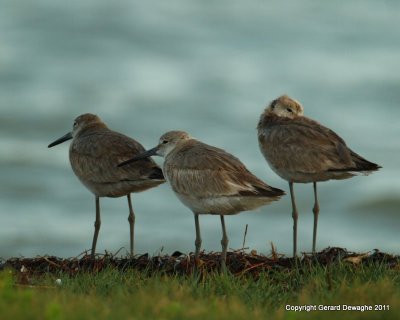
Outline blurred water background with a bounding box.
[0,0,399,258]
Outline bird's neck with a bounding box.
[164,139,195,158]
[258,112,297,128]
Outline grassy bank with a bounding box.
[1,250,399,319]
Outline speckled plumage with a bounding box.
[257,97,379,182]
[163,137,284,215]
[68,115,164,197]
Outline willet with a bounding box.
[257,95,381,257]
[118,131,285,268]
[48,114,165,258]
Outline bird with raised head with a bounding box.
[48,113,165,258]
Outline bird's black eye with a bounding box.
[271,99,277,109]
[73,121,78,127]
[286,108,293,113]
[162,140,168,144]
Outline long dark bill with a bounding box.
[48,132,73,148]
[117,146,159,167]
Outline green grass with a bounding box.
[1,261,399,319]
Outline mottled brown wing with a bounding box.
[165,141,280,198]
[260,117,354,174]
[70,129,163,184]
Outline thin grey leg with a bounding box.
[127,194,135,257]
[91,196,101,259]
[289,182,298,258]
[194,213,202,260]
[220,215,229,270]
[312,182,320,254]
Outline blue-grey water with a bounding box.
[1,0,399,258]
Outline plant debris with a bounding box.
[1,247,398,285]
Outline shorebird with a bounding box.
[257,95,381,257]
[48,114,165,258]
[118,131,285,268]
